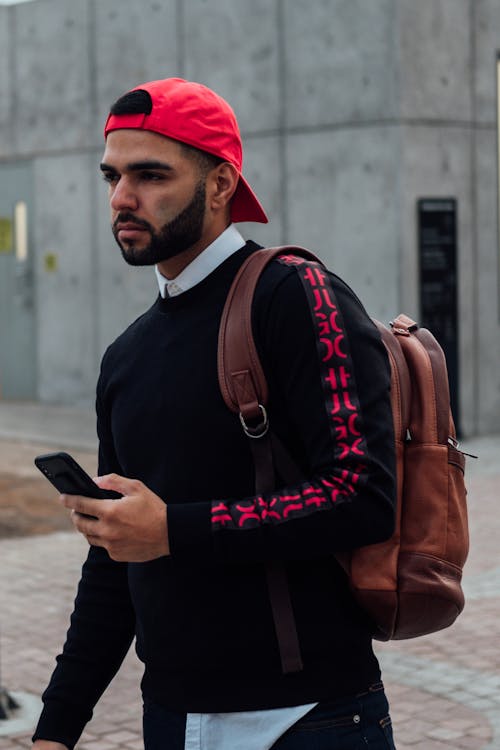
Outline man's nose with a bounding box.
[110,177,139,212]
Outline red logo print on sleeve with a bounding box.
[211,256,369,531]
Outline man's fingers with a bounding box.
[94,473,143,496]
[69,508,98,532]
[60,478,168,561]
[61,493,111,518]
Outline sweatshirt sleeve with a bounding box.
[32,378,136,749]
[167,256,396,563]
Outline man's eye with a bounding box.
[102,172,118,184]
[140,172,164,182]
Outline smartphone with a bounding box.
[34,451,121,500]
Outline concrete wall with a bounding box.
[0,0,498,436]
[473,0,500,435]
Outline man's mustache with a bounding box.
[113,213,152,232]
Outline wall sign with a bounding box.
[43,252,58,272]
[418,198,460,434]
[0,217,12,253]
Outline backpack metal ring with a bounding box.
[239,405,269,438]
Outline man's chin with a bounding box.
[121,253,157,267]
[119,244,159,267]
[112,232,150,264]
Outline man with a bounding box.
[33,78,397,749]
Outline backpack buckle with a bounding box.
[390,315,418,335]
[239,405,269,438]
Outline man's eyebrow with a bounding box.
[99,160,175,173]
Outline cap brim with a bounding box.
[231,174,268,224]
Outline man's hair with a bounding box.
[110,89,225,176]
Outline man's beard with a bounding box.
[112,181,206,266]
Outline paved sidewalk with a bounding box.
[0,402,499,748]
[0,401,97,452]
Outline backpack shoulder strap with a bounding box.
[373,320,411,444]
[390,313,455,444]
[217,245,322,429]
[217,244,322,675]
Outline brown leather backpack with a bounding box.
[218,246,469,672]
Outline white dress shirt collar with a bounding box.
[155,224,246,298]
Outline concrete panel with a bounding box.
[14,0,92,154]
[237,135,283,246]
[474,0,500,124]
[0,8,12,157]
[398,125,474,434]
[475,128,500,433]
[94,0,179,144]
[398,0,472,121]
[285,126,400,323]
[183,0,280,134]
[284,0,399,129]
[34,153,97,405]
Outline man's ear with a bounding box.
[207,162,239,212]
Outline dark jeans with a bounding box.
[143,682,396,750]
[270,682,395,749]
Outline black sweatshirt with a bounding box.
[34,242,396,748]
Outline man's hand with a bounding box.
[61,474,170,562]
[32,742,69,749]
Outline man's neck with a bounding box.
[157,222,231,280]
[154,224,246,298]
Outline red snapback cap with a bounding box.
[104,78,268,224]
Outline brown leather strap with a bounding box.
[373,320,411,442]
[264,434,306,674]
[269,432,305,485]
[413,326,454,443]
[249,433,304,674]
[249,433,276,496]
[265,562,304,674]
[218,246,322,676]
[217,246,322,419]
[391,315,451,445]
